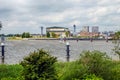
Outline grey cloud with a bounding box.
[26,0,73,13]
[0,0,120,34]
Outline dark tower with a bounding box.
[41,26,43,36]
[73,24,76,36]
[0,21,2,30]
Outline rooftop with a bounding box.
[46,26,68,29]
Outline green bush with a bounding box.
[83,74,103,80]
[79,50,112,79]
[113,31,120,59]
[1,50,120,80]
[51,32,56,38]
[20,49,57,80]
[109,61,120,80]
[55,61,88,80]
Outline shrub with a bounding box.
[20,49,57,80]
[56,62,88,80]
[113,31,120,59]
[78,50,112,79]
[83,74,103,80]
[51,32,56,38]
[109,61,120,80]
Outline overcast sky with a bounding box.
[0,0,120,34]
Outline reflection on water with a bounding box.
[0,40,118,64]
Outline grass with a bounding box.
[0,61,120,80]
[0,62,87,80]
[0,57,120,80]
[0,64,23,80]
[7,37,23,40]
[55,61,88,80]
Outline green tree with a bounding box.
[65,31,70,37]
[79,50,112,80]
[47,32,50,38]
[15,34,21,37]
[22,32,25,38]
[25,32,30,38]
[20,49,57,80]
[113,31,120,59]
[51,32,56,38]
[22,32,30,38]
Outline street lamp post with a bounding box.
[66,42,70,62]
[0,21,5,63]
[41,26,43,37]
[106,32,108,42]
[90,33,93,42]
[1,43,5,63]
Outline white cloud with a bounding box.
[0,0,120,34]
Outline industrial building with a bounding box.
[46,26,70,38]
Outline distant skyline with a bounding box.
[0,0,120,34]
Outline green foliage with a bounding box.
[56,50,112,80]
[113,31,120,59]
[1,50,120,80]
[51,32,56,38]
[1,77,24,80]
[55,62,88,80]
[22,32,31,38]
[65,31,70,37]
[83,74,103,80]
[46,32,50,38]
[0,65,23,80]
[114,31,120,39]
[109,61,120,80]
[79,50,112,80]
[14,34,21,37]
[20,49,57,80]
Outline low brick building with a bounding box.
[78,31,100,38]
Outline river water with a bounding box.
[0,40,119,64]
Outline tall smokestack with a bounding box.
[0,21,2,30]
[73,24,76,33]
[41,26,43,36]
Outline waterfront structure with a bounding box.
[41,26,43,36]
[102,31,114,39]
[92,26,99,33]
[73,24,77,36]
[77,26,89,37]
[46,26,70,38]
[0,21,2,30]
[78,26,100,38]
[73,24,76,33]
[78,31,90,38]
[82,26,89,32]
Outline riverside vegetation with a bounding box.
[0,49,120,80]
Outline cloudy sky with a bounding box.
[0,0,120,34]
